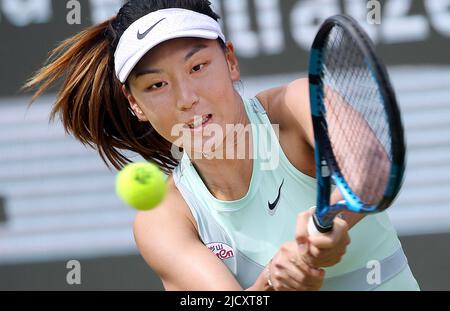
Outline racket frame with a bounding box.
[308,15,406,233]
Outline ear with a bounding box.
[224,41,241,82]
[121,85,148,122]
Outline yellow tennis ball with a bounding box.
[116,162,167,211]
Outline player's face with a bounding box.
[125,38,242,155]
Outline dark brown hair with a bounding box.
[23,0,222,174]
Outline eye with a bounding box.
[148,82,167,91]
[191,63,206,73]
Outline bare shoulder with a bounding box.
[284,77,310,105]
[256,78,313,145]
[133,175,241,290]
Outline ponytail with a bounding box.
[23,18,178,174]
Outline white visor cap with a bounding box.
[114,8,226,83]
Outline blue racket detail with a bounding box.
[307,15,406,234]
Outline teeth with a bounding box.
[188,115,210,129]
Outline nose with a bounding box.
[175,80,199,110]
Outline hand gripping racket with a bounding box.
[307,15,406,235]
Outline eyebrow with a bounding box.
[184,44,208,62]
[134,44,209,79]
[134,68,162,78]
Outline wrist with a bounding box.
[246,265,274,291]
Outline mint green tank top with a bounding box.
[173,97,419,290]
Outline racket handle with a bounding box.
[307,214,321,236]
[307,212,334,236]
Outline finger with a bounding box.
[308,244,322,258]
[272,280,297,291]
[298,239,310,256]
[309,243,347,262]
[331,217,350,241]
[283,262,319,291]
[302,247,341,268]
[271,270,299,291]
[303,275,325,291]
[309,244,346,261]
[273,280,298,291]
[295,209,314,245]
[333,216,350,231]
[293,261,325,289]
[300,246,319,267]
[299,242,318,267]
[308,226,349,249]
[308,234,337,249]
[295,255,325,277]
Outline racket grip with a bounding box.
[307,211,334,235]
[307,214,321,236]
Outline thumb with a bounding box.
[295,208,314,244]
[296,209,315,256]
[297,236,310,256]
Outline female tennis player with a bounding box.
[25,0,419,291]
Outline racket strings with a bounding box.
[323,29,372,166]
[321,56,361,169]
[319,25,392,205]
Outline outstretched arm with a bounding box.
[134,177,323,291]
[134,197,242,291]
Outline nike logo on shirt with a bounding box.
[137,18,166,40]
[268,179,285,215]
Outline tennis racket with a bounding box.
[307,14,406,235]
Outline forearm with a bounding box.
[339,210,366,230]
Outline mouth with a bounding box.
[185,114,213,130]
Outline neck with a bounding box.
[188,96,254,201]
